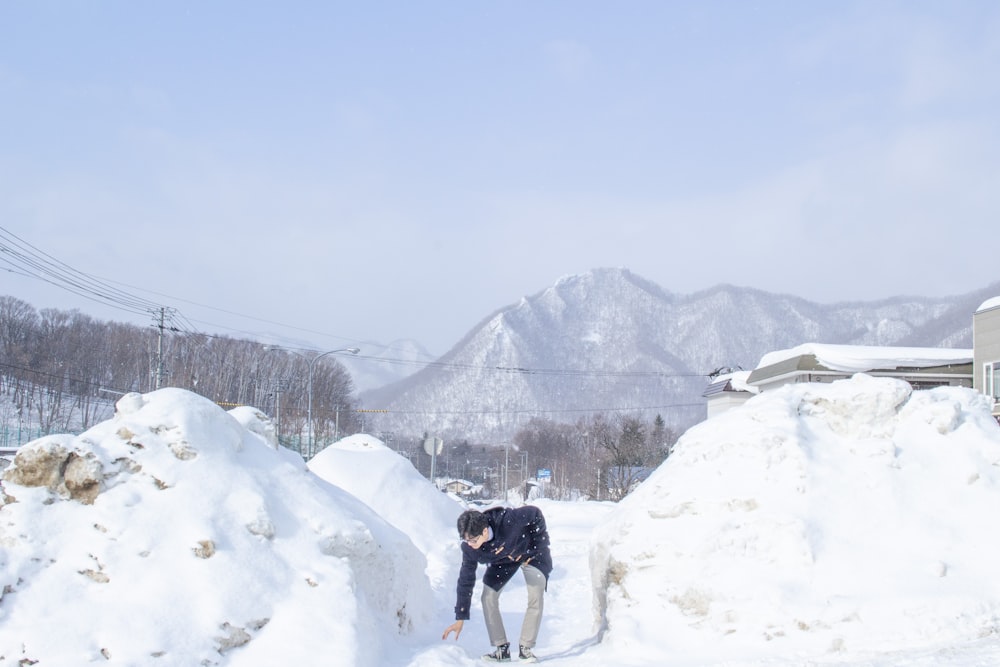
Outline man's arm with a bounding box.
[443,546,477,641]
[454,545,478,620]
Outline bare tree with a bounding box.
[0,299,360,454]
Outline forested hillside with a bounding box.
[0,296,358,451]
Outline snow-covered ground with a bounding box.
[3,376,1000,666]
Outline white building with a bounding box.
[705,343,974,419]
[702,370,759,419]
[973,296,1000,420]
[745,343,973,393]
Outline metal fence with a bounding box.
[1,428,311,457]
[0,425,51,449]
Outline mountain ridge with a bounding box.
[361,268,1000,443]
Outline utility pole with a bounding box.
[153,307,167,389]
[148,307,181,390]
[272,379,288,449]
[504,442,510,502]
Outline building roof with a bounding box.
[702,370,759,397]
[756,343,973,373]
[748,343,973,388]
[978,296,1000,313]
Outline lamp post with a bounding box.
[266,345,360,458]
[306,347,360,458]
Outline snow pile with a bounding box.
[0,388,432,667]
[7,379,1000,667]
[592,374,1000,664]
[308,435,465,591]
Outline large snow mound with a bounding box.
[0,388,432,667]
[308,434,465,591]
[591,374,1000,664]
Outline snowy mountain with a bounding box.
[362,268,999,442]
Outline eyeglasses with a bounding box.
[461,531,486,545]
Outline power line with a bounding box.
[360,402,706,417]
[0,360,131,395]
[96,274,372,351]
[0,226,713,382]
[0,226,166,316]
[344,351,710,379]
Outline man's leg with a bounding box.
[519,564,546,648]
[481,583,508,646]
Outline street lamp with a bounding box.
[306,347,360,458]
[266,345,360,458]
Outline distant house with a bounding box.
[745,343,973,393]
[973,296,1000,420]
[703,370,759,419]
[443,479,474,495]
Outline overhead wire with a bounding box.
[0,225,166,317]
[95,274,371,352]
[0,360,130,395]
[0,227,713,431]
[344,351,709,379]
[43,267,710,380]
[365,401,706,417]
[1,226,715,390]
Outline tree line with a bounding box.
[516,412,675,501]
[0,296,359,453]
[401,411,677,502]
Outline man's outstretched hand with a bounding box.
[442,620,464,641]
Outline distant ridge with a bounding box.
[362,268,999,443]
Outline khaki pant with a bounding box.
[482,563,546,649]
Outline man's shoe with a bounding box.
[482,642,511,662]
[518,645,538,663]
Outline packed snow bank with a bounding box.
[308,435,465,591]
[0,388,432,667]
[591,374,1000,665]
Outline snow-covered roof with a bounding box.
[727,370,757,393]
[703,370,760,396]
[756,343,973,373]
[978,296,1000,313]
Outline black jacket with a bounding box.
[454,505,552,620]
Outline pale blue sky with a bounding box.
[2,2,998,355]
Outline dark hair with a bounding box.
[457,510,489,539]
